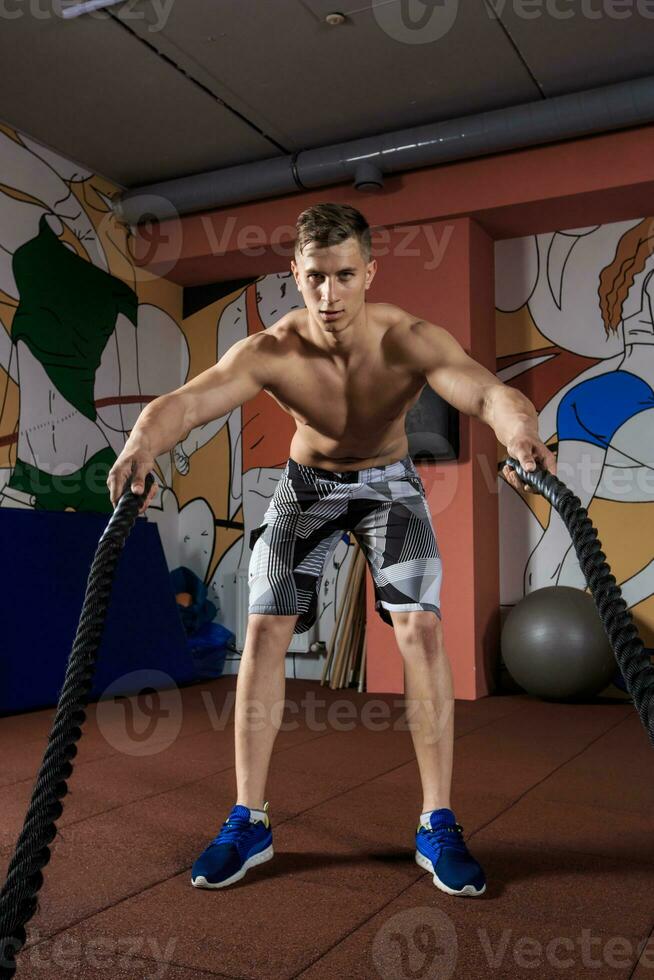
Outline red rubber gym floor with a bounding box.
[1,675,653,979]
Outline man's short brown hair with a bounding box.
[294,203,372,263]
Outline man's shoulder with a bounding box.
[381,308,446,367]
[260,312,305,353]
[244,311,297,345]
[370,302,415,329]
[374,303,441,337]
[241,314,300,385]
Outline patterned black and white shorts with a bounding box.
[248,455,442,634]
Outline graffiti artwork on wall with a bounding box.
[495,220,654,642]
[0,126,209,577]
[0,126,357,642]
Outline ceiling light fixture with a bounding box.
[61,0,125,20]
[325,12,347,25]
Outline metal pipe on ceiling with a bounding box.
[113,75,654,226]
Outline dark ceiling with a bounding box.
[1,0,653,188]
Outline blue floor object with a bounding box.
[187,621,232,679]
[0,509,199,714]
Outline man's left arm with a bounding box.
[403,319,557,493]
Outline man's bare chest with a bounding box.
[265,350,424,433]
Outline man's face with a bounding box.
[291,237,376,334]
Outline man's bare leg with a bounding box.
[235,613,298,810]
[384,610,486,896]
[391,611,454,812]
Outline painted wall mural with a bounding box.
[0,126,350,652]
[495,220,654,646]
[0,123,190,574]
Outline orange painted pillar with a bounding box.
[364,217,500,699]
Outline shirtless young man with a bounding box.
[108,203,556,898]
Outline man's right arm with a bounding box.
[107,332,273,508]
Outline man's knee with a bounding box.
[246,613,298,641]
[391,610,442,650]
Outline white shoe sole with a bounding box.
[415,849,486,897]
[192,843,274,889]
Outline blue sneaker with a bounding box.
[191,802,274,889]
[415,808,486,897]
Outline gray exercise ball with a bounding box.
[501,586,616,700]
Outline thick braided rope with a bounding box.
[503,457,654,746]
[0,475,152,978]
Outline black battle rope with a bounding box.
[0,474,154,979]
[502,457,654,746]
